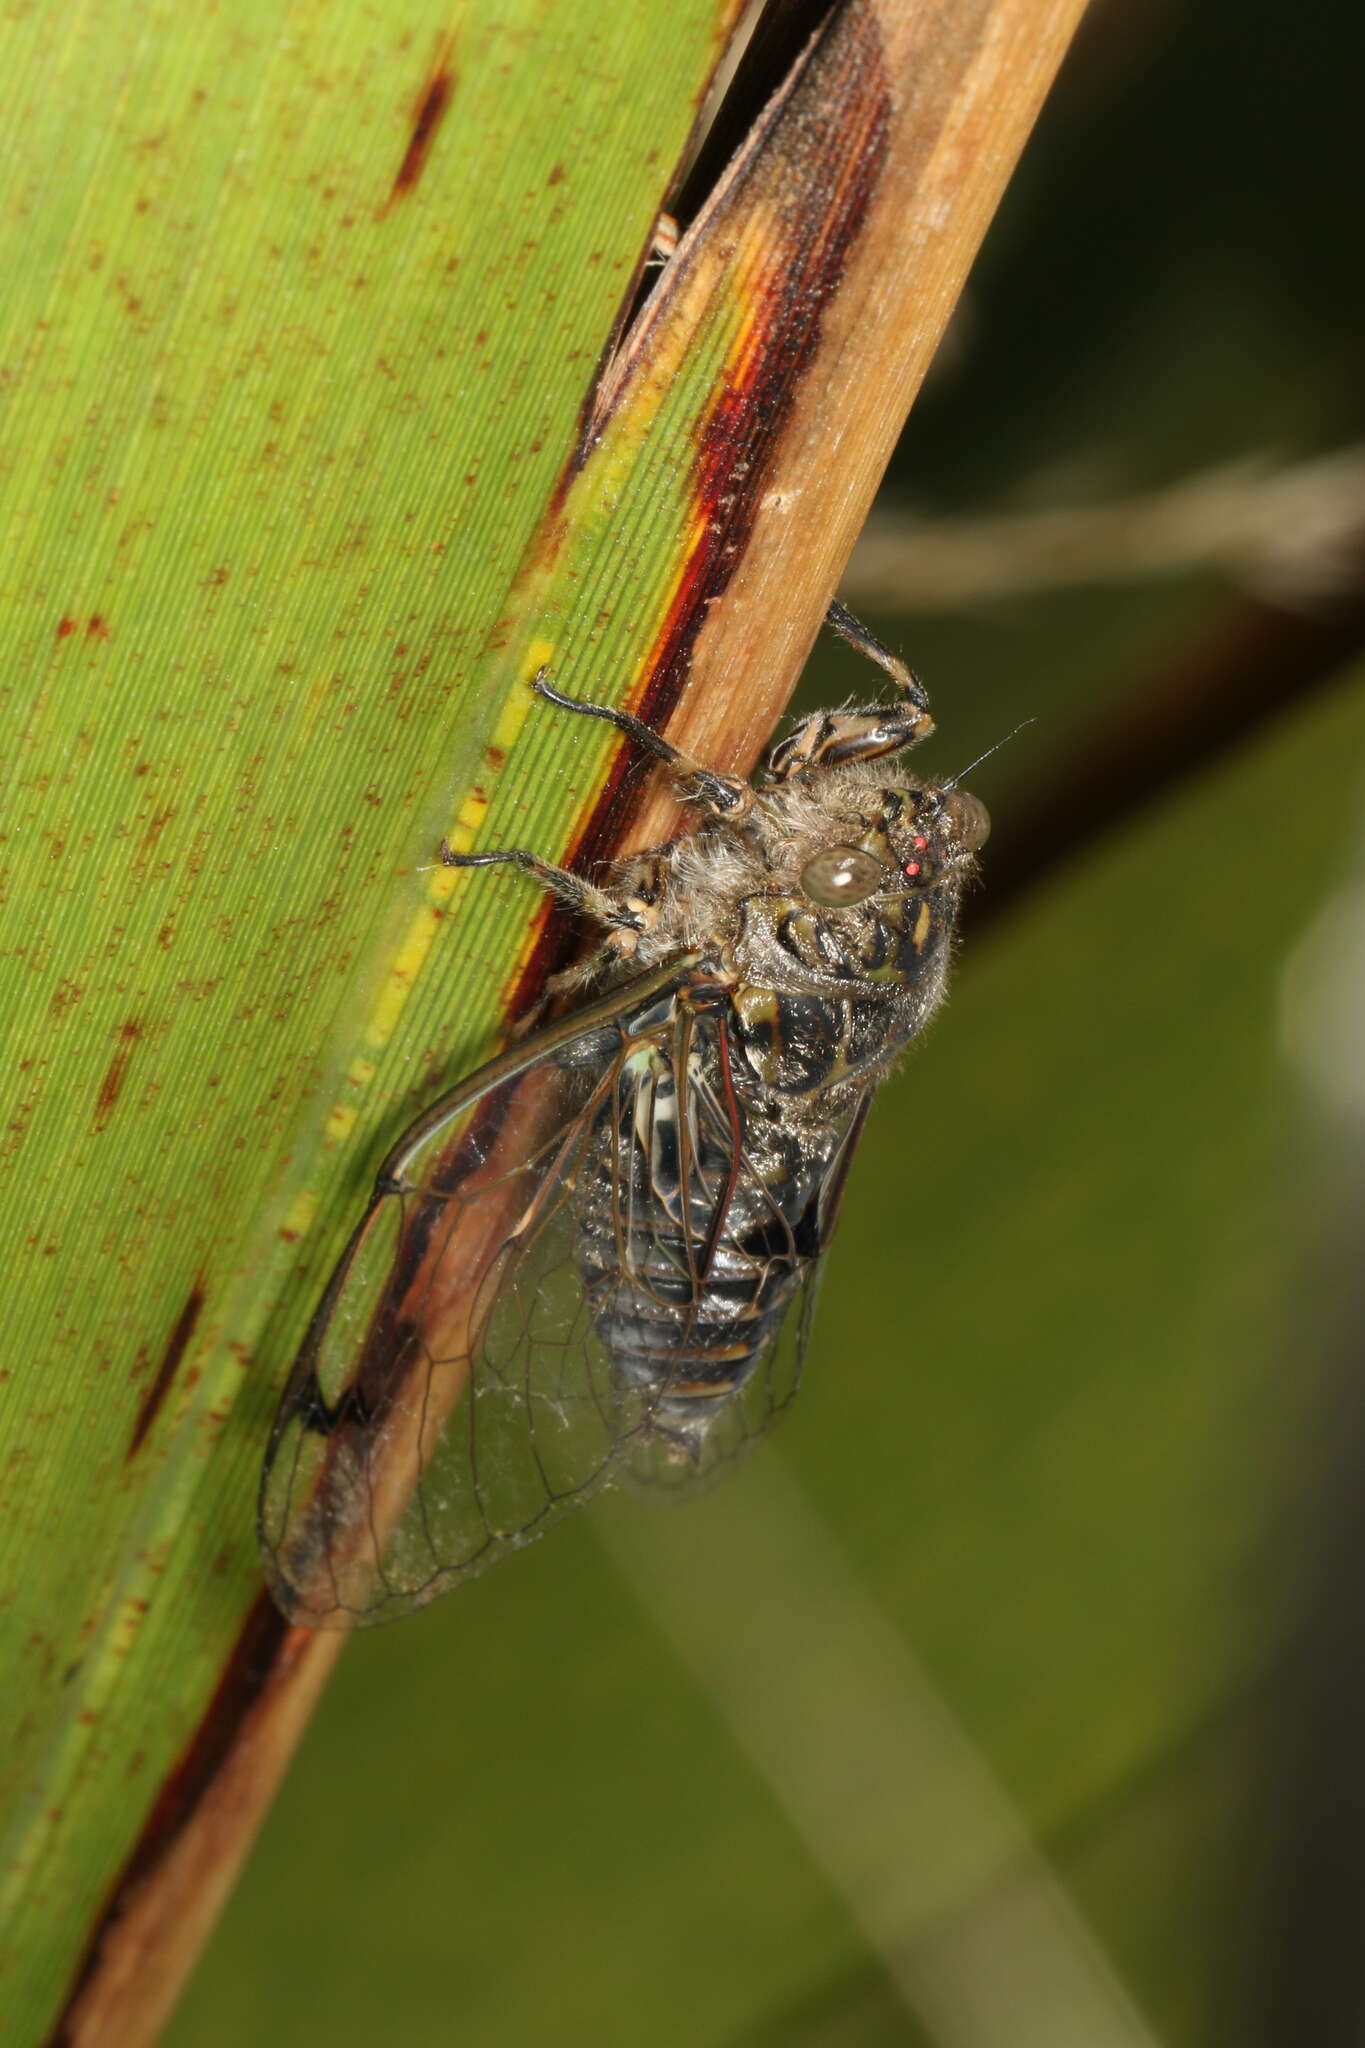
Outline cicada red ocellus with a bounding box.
[259,605,989,1625]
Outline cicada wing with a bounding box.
[259,959,700,1628]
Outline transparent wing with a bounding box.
[259,958,717,1626]
[259,955,864,1627]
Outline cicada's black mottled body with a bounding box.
[260,604,989,1626]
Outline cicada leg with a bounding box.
[437,842,647,937]
[767,601,936,780]
[530,671,751,819]
[436,835,674,1027]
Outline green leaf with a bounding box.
[0,1,738,2033]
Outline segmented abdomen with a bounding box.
[573,1031,843,1447]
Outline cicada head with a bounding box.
[795,776,990,905]
[713,766,985,1002]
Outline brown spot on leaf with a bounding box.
[387,50,456,204]
[93,1020,143,1132]
[125,1283,206,1460]
[49,980,83,1019]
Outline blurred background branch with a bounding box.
[845,443,1365,608]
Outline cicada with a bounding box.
[259,604,990,1625]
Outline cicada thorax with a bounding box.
[726,856,966,1101]
[731,908,934,1090]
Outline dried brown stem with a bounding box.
[629,0,1089,850]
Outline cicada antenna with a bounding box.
[943,719,1036,789]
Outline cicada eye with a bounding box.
[938,788,991,852]
[800,845,884,908]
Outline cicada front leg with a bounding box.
[767,601,937,780]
